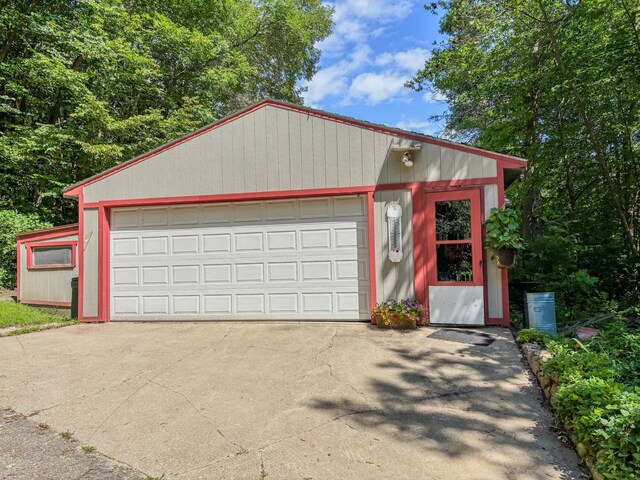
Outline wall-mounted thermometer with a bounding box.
[386,202,403,262]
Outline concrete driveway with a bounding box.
[0,323,582,479]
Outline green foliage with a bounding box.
[484,206,524,251]
[0,211,51,288]
[516,328,554,346]
[0,0,332,227]
[553,378,640,479]
[529,321,640,477]
[410,0,640,310]
[517,224,613,325]
[0,300,71,329]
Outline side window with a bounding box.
[30,245,74,268]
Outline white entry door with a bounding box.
[109,196,370,321]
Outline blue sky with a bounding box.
[301,0,448,137]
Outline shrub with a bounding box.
[516,328,553,346]
[516,224,612,325]
[552,378,640,479]
[528,320,640,477]
[0,210,51,288]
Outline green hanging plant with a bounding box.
[484,206,524,269]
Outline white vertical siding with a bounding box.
[82,209,99,317]
[484,184,503,318]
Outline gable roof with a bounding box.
[63,98,527,197]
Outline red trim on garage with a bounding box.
[82,180,499,210]
[26,241,77,270]
[411,187,426,306]
[97,206,110,323]
[63,99,527,196]
[78,191,86,321]
[84,186,376,209]
[17,224,78,241]
[20,299,72,307]
[367,192,377,322]
[16,240,22,301]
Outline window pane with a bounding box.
[33,246,72,266]
[435,200,471,241]
[437,244,473,282]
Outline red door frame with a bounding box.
[414,187,488,325]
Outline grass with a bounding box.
[60,431,74,440]
[81,445,96,453]
[0,300,74,333]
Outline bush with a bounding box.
[553,378,640,479]
[530,321,640,477]
[516,328,554,346]
[515,224,613,325]
[0,210,51,288]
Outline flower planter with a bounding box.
[375,311,417,330]
[416,312,429,326]
[371,299,428,330]
[493,248,517,269]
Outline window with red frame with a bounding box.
[27,242,76,269]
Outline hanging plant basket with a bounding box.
[493,248,517,269]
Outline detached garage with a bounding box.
[22,99,527,325]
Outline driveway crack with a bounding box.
[257,408,378,452]
[325,362,374,409]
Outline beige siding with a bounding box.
[374,190,415,302]
[484,184,503,318]
[82,209,99,317]
[19,234,78,305]
[84,105,497,203]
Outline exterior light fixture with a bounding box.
[390,142,422,168]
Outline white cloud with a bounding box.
[303,45,371,107]
[302,1,431,107]
[347,72,408,104]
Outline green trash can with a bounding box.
[71,277,79,319]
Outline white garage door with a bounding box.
[109,196,370,321]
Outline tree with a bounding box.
[410,0,640,307]
[0,0,332,225]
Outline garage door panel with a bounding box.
[141,237,168,255]
[203,264,232,283]
[173,295,200,314]
[172,265,200,284]
[172,235,199,254]
[204,295,232,314]
[111,197,370,320]
[203,234,231,253]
